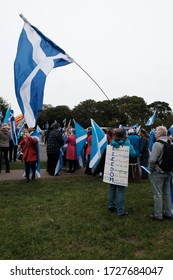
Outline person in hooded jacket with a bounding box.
[108,128,136,216]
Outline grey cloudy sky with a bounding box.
[1,0,173,116]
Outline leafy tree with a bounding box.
[147,101,172,126]
[72,100,97,128]
[37,105,72,129]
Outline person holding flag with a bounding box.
[18,127,39,182]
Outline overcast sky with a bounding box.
[1,0,173,116]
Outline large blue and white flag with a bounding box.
[145,111,156,126]
[74,120,87,167]
[3,107,11,124]
[14,15,73,128]
[10,109,18,146]
[89,119,108,169]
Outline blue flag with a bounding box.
[14,15,73,128]
[10,109,18,146]
[89,119,108,169]
[54,147,64,176]
[74,120,87,167]
[169,125,173,136]
[145,111,156,126]
[148,129,156,153]
[3,107,11,124]
[30,129,41,178]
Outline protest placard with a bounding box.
[103,145,129,187]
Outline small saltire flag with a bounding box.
[10,109,18,146]
[30,129,41,178]
[54,147,63,176]
[169,125,173,136]
[3,107,11,124]
[89,119,108,169]
[145,111,156,126]
[74,120,87,168]
[148,129,156,153]
[14,14,73,128]
[54,133,68,175]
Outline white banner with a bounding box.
[103,145,129,186]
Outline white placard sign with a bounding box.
[103,145,130,187]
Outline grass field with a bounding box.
[0,174,173,260]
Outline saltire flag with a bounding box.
[54,147,63,176]
[10,109,18,146]
[54,134,68,175]
[29,129,41,178]
[89,119,108,169]
[14,15,73,128]
[135,125,141,135]
[74,120,87,167]
[148,129,156,153]
[145,111,156,126]
[3,107,11,124]
[169,125,173,136]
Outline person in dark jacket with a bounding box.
[46,123,64,176]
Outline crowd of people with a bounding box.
[0,121,173,221]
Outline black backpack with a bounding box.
[156,139,173,171]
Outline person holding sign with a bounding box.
[107,128,136,216]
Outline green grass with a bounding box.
[0,175,173,260]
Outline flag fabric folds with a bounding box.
[145,111,156,126]
[74,120,87,168]
[89,119,108,169]
[14,15,73,128]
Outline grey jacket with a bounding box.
[149,136,170,173]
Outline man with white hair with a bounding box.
[149,126,172,221]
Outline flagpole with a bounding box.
[19,14,31,25]
[74,61,110,101]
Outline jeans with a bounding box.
[151,171,172,219]
[108,184,126,215]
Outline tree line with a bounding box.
[1,95,173,130]
[37,96,173,130]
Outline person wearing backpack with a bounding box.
[149,126,172,221]
[108,128,136,216]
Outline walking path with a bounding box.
[0,142,86,181]
[0,168,85,181]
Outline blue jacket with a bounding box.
[128,134,143,157]
[111,138,136,158]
